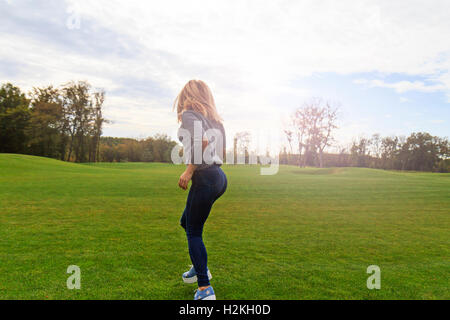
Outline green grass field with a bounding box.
[0,154,448,300]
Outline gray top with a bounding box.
[178,110,226,170]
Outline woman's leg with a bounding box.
[180,185,195,231]
[185,186,214,287]
[184,167,227,287]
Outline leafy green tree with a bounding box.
[61,81,106,162]
[28,86,65,159]
[0,83,31,153]
[401,132,442,171]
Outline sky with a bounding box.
[1,0,449,153]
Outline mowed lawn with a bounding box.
[0,154,448,300]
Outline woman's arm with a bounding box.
[178,164,197,190]
[178,137,209,190]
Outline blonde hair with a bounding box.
[174,80,223,124]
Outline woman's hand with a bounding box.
[178,166,195,190]
[202,138,209,151]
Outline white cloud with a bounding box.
[67,0,450,76]
[354,79,447,93]
[65,0,450,136]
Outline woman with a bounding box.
[175,80,227,300]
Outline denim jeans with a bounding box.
[180,165,227,287]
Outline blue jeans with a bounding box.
[180,165,227,287]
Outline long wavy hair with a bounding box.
[174,80,223,124]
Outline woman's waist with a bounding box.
[192,165,224,184]
[194,163,221,172]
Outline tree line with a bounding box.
[278,99,449,172]
[279,132,449,172]
[0,81,106,162]
[0,82,176,163]
[1,82,448,171]
[99,135,176,163]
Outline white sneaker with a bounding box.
[182,265,212,284]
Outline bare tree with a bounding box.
[234,131,251,164]
[292,107,308,166]
[283,128,294,164]
[287,98,339,167]
[316,102,338,168]
[283,129,294,155]
[89,90,107,162]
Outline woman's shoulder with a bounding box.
[181,110,204,123]
[181,110,223,129]
[182,109,203,118]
